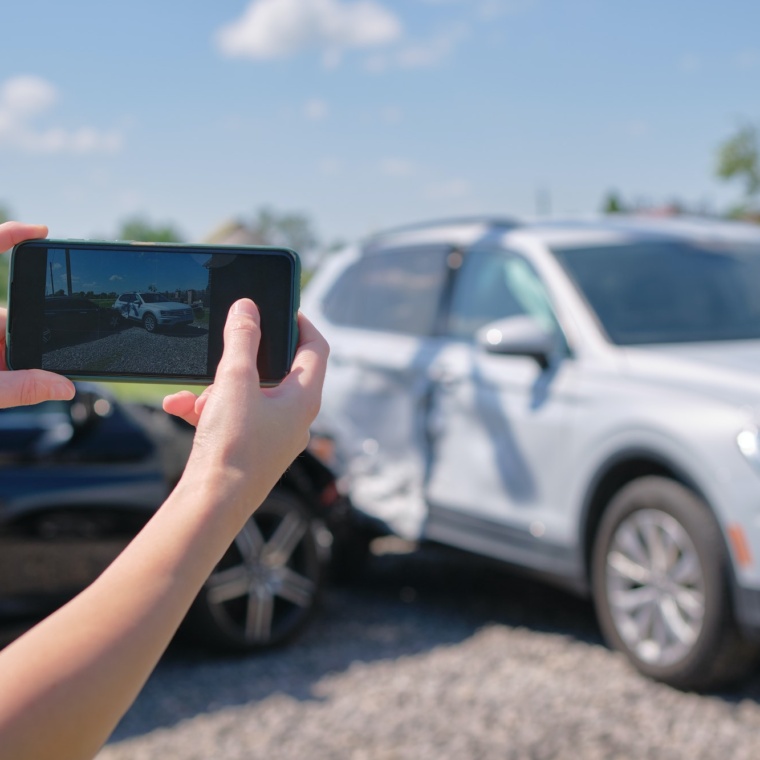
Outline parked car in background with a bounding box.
[112,292,194,332]
[303,214,760,690]
[0,383,346,651]
[43,295,120,346]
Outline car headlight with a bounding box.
[737,427,760,471]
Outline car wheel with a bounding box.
[185,489,325,651]
[143,313,157,332]
[592,476,758,691]
[107,310,123,329]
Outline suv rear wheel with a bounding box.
[592,476,758,691]
[184,489,325,651]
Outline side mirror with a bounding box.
[476,316,557,369]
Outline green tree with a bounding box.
[117,215,184,243]
[249,207,319,253]
[206,208,318,251]
[716,123,760,208]
[602,190,625,214]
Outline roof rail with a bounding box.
[365,215,521,241]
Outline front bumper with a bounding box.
[733,583,760,637]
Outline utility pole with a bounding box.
[65,249,73,296]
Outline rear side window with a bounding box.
[322,246,450,336]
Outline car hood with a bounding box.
[621,340,760,407]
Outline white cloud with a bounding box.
[477,0,537,19]
[425,178,472,200]
[380,105,403,124]
[677,54,701,73]
[379,158,415,177]
[418,0,536,17]
[305,98,329,121]
[365,25,466,71]
[625,119,650,138]
[734,49,760,70]
[215,0,402,64]
[318,157,342,175]
[0,75,122,155]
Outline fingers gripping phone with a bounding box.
[5,239,301,386]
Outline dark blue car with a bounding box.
[0,384,347,651]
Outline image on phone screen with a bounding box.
[41,247,213,375]
[8,241,298,384]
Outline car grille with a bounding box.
[160,308,193,318]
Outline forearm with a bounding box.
[0,472,253,760]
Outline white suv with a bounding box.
[112,292,194,332]
[303,215,760,690]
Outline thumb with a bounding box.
[213,299,262,391]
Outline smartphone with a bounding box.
[6,239,300,386]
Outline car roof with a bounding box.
[362,216,521,253]
[360,214,760,253]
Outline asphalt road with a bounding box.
[84,542,760,760]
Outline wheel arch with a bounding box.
[580,447,711,588]
[275,450,339,514]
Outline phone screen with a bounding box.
[7,240,299,385]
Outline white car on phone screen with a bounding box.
[303,214,760,690]
[112,292,194,332]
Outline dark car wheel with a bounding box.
[185,489,325,652]
[106,310,123,330]
[143,313,158,332]
[592,476,759,691]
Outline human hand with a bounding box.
[0,222,76,409]
[163,299,329,519]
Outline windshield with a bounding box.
[552,240,760,345]
[139,292,172,303]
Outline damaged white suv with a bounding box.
[303,215,760,690]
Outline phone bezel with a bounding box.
[6,239,300,386]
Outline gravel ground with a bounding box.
[43,324,208,376]
[94,543,760,760]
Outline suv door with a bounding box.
[423,247,581,576]
[317,245,453,538]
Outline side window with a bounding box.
[447,248,560,339]
[322,246,451,336]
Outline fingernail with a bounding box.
[52,381,75,400]
[232,299,256,316]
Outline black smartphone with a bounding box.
[6,239,301,386]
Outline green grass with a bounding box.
[105,381,203,404]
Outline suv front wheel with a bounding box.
[143,312,157,332]
[592,476,758,691]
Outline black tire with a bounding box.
[329,526,373,584]
[184,490,325,652]
[106,310,123,330]
[143,312,157,332]
[592,476,759,691]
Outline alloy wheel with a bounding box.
[605,508,705,667]
[200,494,321,648]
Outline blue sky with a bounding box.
[1,0,758,250]
[47,248,210,295]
